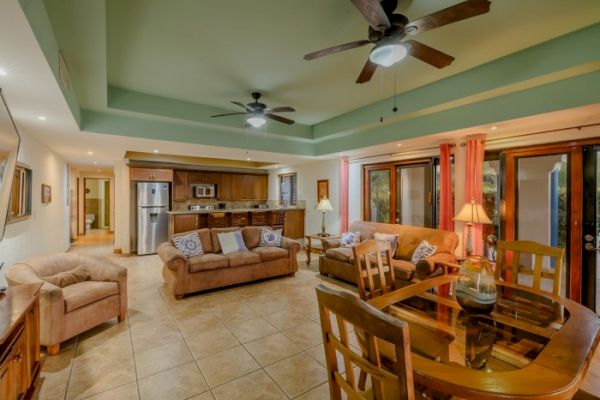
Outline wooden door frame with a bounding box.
[502,140,600,302]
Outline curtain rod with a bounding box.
[349,123,600,162]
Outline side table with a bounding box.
[304,234,340,265]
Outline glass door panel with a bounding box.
[582,145,599,314]
[395,165,432,226]
[483,158,501,261]
[368,169,392,223]
[516,154,568,297]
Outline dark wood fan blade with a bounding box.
[210,112,247,118]
[405,40,454,69]
[231,101,253,112]
[405,0,491,34]
[264,113,295,125]
[356,58,378,84]
[304,40,371,60]
[266,106,295,113]
[380,0,398,15]
[351,0,391,31]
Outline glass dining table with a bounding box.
[367,275,600,400]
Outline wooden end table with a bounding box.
[304,233,340,265]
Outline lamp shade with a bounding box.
[316,198,333,212]
[454,200,492,225]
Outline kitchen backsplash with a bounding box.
[172,198,306,211]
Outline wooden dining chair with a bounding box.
[315,284,416,400]
[495,240,566,296]
[352,239,395,301]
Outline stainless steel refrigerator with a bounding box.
[137,182,169,255]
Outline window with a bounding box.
[482,153,502,261]
[279,173,297,206]
[9,165,32,222]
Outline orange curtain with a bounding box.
[463,134,486,256]
[339,158,349,232]
[439,144,454,232]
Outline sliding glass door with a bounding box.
[365,166,393,223]
[582,145,600,314]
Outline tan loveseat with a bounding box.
[158,226,301,298]
[319,221,459,284]
[5,253,128,355]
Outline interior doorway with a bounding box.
[84,178,111,235]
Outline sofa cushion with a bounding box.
[197,228,214,253]
[251,246,289,262]
[325,247,354,263]
[391,259,416,281]
[211,227,241,253]
[411,240,437,265]
[218,231,248,254]
[242,226,262,249]
[172,231,204,257]
[259,228,283,247]
[340,232,361,247]
[188,253,229,273]
[41,265,91,287]
[62,281,119,313]
[225,251,261,267]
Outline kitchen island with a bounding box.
[168,208,305,239]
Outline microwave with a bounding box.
[194,184,216,198]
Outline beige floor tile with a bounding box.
[80,382,140,400]
[32,369,71,400]
[212,369,287,400]
[305,343,347,373]
[134,339,193,378]
[212,303,261,325]
[281,321,323,349]
[188,392,215,400]
[138,362,208,400]
[243,332,302,367]
[227,317,278,343]
[265,353,327,398]
[130,319,183,351]
[196,345,260,388]
[186,325,240,359]
[294,382,331,400]
[66,353,136,400]
[263,308,312,330]
[176,312,225,338]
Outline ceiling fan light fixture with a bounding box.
[370,41,407,67]
[247,114,266,128]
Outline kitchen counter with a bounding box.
[168,207,305,215]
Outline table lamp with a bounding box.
[316,198,333,237]
[454,200,492,256]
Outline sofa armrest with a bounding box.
[281,237,300,272]
[157,242,189,272]
[39,282,65,347]
[414,252,458,280]
[80,255,128,318]
[321,238,341,252]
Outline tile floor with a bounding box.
[33,236,600,400]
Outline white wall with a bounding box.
[0,129,70,281]
[269,159,341,235]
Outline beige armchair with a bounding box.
[5,253,127,355]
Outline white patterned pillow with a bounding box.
[218,230,248,255]
[259,228,283,247]
[411,240,437,265]
[172,232,204,257]
[374,232,399,255]
[340,232,361,247]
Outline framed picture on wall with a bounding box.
[317,179,329,202]
[41,184,52,204]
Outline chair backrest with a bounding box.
[352,239,395,301]
[315,284,414,400]
[495,240,566,296]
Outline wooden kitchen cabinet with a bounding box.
[169,214,199,237]
[283,209,305,239]
[188,172,219,185]
[173,170,188,202]
[130,167,173,182]
[218,174,234,201]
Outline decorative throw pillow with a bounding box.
[218,230,248,254]
[374,232,399,255]
[42,265,91,288]
[340,232,361,247]
[172,232,204,257]
[411,240,437,265]
[259,228,283,247]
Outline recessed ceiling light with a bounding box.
[37,115,47,121]
[0,68,7,76]
[93,161,98,165]
[397,143,402,147]
[153,149,159,154]
[87,151,94,155]
[246,157,251,161]
[491,126,498,131]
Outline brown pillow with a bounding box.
[42,265,91,287]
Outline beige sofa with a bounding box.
[158,226,300,298]
[319,221,459,284]
[5,253,127,355]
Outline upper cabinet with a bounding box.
[172,170,268,201]
[130,167,173,182]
